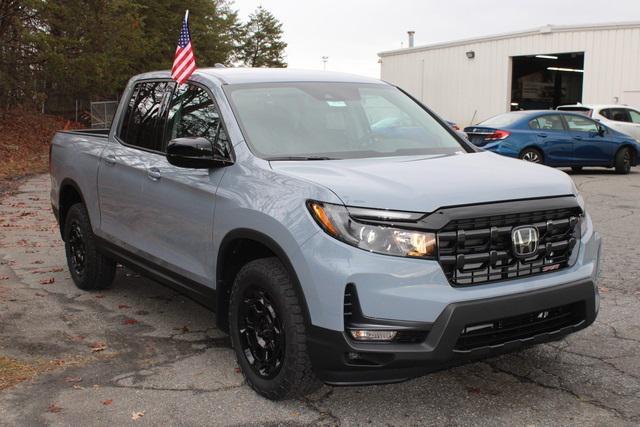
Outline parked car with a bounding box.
[465,111,640,173]
[557,104,640,141]
[51,69,601,400]
[446,120,468,139]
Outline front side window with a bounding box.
[224,82,465,159]
[166,84,231,159]
[529,115,564,131]
[565,115,598,133]
[119,81,172,151]
[628,109,640,124]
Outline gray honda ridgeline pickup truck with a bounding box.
[50,68,601,400]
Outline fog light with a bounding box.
[350,330,397,341]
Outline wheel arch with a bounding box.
[615,144,637,164]
[58,178,88,240]
[215,228,312,333]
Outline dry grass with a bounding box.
[0,356,44,390]
[0,109,80,181]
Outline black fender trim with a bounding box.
[216,228,312,333]
[57,178,89,239]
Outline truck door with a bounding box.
[137,82,230,287]
[98,81,173,253]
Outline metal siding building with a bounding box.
[378,22,640,126]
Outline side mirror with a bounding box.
[597,125,606,137]
[166,137,232,169]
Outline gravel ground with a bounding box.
[0,170,638,426]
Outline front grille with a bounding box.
[454,302,585,351]
[437,207,581,286]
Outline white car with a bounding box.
[557,104,640,141]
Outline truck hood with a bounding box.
[270,152,577,212]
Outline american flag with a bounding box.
[171,10,196,84]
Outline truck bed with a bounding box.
[58,128,110,138]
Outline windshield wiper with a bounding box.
[266,156,339,161]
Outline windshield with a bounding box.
[224,82,465,160]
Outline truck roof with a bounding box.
[132,68,385,85]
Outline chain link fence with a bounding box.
[90,101,118,129]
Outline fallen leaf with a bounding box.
[64,376,82,383]
[0,275,9,280]
[39,277,55,285]
[95,295,105,299]
[35,292,45,297]
[131,411,145,420]
[234,367,241,373]
[47,404,62,413]
[118,304,131,309]
[32,260,44,264]
[599,286,610,293]
[102,399,113,406]
[90,342,107,352]
[122,319,138,325]
[466,387,482,394]
[135,310,149,316]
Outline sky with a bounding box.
[233,0,640,77]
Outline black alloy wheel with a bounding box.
[238,287,285,379]
[67,221,87,277]
[63,203,116,290]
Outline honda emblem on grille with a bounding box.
[511,226,539,258]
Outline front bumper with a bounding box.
[308,278,597,385]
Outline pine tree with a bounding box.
[236,6,287,68]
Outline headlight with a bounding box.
[307,201,436,258]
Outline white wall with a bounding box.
[379,24,640,126]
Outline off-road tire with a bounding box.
[64,203,116,290]
[229,257,321,400]
[614,147,632,174]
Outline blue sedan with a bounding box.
[464,111,640,174]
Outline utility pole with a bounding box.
[321,56,328,71]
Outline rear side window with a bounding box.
[479,113,524,128]
[165,84,232,159]
[557,106,593,117]
[602,108,632,123]
[565,115,598,133]
[119,81,173,152]
[529,115,564,131]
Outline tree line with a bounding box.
[0,0,287,115]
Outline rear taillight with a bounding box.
[484,130,511,141]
